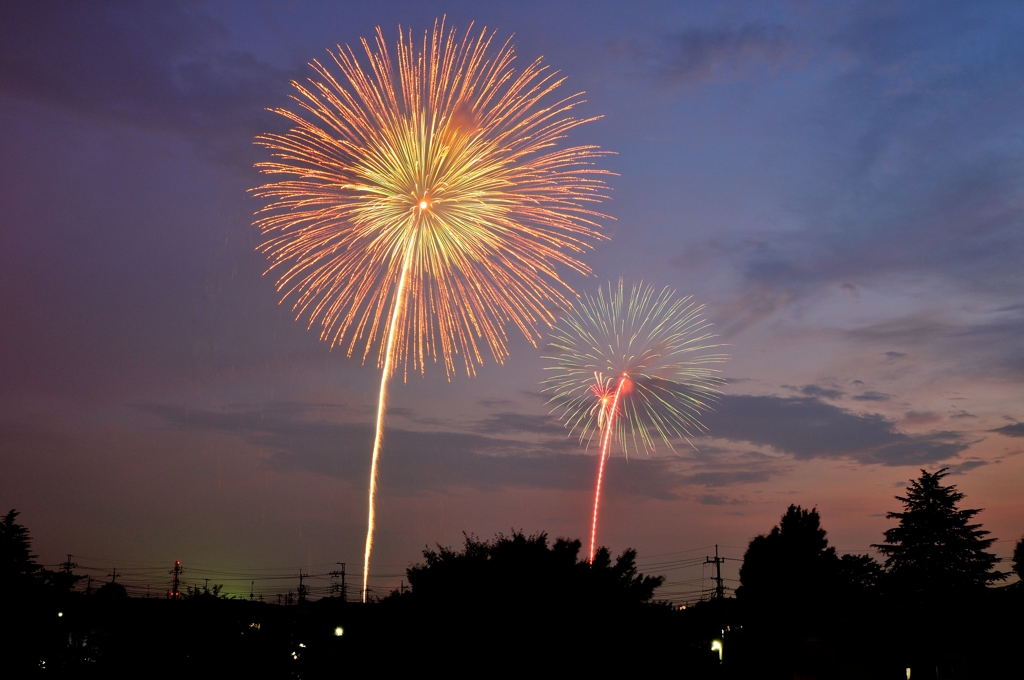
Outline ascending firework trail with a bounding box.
[544,281,727,561]
[252,19,612,601]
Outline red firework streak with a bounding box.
[589,375,631,562]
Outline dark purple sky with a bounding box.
[2,1,1022,599]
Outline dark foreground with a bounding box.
[3,588,1020,678]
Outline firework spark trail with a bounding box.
[544,281,727,560]
[252,19,612,602]
[363,230,416,601]
[589,376,625,562]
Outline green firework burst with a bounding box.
[543,280,728,455]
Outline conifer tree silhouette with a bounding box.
[873,468,1004,596]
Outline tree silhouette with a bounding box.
[383,531,669,670]
[96,579,128,599]
[1013,535,1023,581]
[2,510,61,674]
[835,552,885,594]
[183,582,227,599]
[404,531,663,609]
[44,566,83,593]
[1,509,43,595]
[738,505,835,610]
[738,504,884,624]
[873,468,1004,596]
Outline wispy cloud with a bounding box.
[0,2,300,164]
[990,422,1024,438]
[612,23,800,88]
[786,384,844,400]
[696,493,747,506]
[853,391,891,402]
[470,412,571,437]
[702,395,970,466]
[140,391,977,498]
[139,402,689,499]
[848,310,1024,380]
[902,411,942,426]
[671,5,1024,357]
[684,469,774,487]
[944,458,989,476]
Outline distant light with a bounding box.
[298,643,306,648]
[711,639,723,662]
[57,612,63,618]
[679,605,686,610]
[906,670,911,680]
[291,652,298,660]
[334,627,344,637]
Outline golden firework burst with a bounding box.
[251,19,612,601]
[253,18,612,378]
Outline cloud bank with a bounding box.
[141,391,974,500]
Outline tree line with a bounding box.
[738,468,1019,608]
[2,467,1021,676]
[731,468,1021,678]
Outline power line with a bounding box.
[45,543,747,605]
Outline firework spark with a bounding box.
[252,19,612,601]
[543,281,726,561]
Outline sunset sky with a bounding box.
[2,0,1022,600]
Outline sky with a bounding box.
[2,0,1023,601]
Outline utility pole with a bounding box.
[329,563,346,601]
[59,554,78,591]
[170,560,182,600]
[704,545,725,599]
[108,568,120,584]
[298,571,308,605]
[250,581,255,601]
[400,580,407,595]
